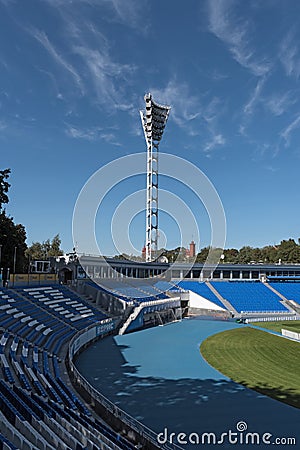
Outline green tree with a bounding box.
[196,247,210,263]
[288,246,300,263]
[223,248,239,263]
[26,234,64,260]
[261,245,278,263]
[0,212,27,273]
[237,246,254,264]
[0,169,28,274]
[0,169,11,210]
[277,239,298,263]
[24,242,44,260]
[48,234,63,257]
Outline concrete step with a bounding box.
[206,282,239,316]
[265,283,299,314]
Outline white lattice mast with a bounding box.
[140,93,171,262]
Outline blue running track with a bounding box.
[76,318,300,449]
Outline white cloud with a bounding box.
[207,0,271,76]
[74,46,136,110]
[65,124,121,145]
[265,91,296,116]
[244,77,266,115]
[203,97,223,123]
[210,69,229,81]
[238,124,247,136]
[30,29,84,94]
[0,120,7,130]
[149,80,202,128]
[104,0,147,30]
[279,31,300,79]
[265,165,279,172]
[150,80,227,149]
[203,132,226,153]
[280,115,300,147]
[26,1,139,112]
[99,132,122,146]
[25,7,138,112]
[41,0,147,31]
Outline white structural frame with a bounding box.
[140,93,171,262]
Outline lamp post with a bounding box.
[13,246,17,274]
[140,93,171,262]
[13,246,17,287]
[0,244,2,285]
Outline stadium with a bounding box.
[1,258,300,449]
[0,94,300,450]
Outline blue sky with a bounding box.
[1,0,300,255]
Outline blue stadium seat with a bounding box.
[269,282,300,304]
[175,281,226,308]
[211,281,289,313]
[0,433,18,450]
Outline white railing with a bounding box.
[250,315,300,323]
[119,297,181,335]
[118,304,144,335]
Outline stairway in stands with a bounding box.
[206,281,239,316]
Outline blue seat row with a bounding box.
[18,285,106,330]
[211,281,289,313]
[12,384,45,422]
[89,280,168,303]
[0,285,136,450]
[0,391,23,426]
[0,380,36,423]
[2,366,14,384]
[0,433,18,450]
[174,281,226,308]
[270,282,300,304]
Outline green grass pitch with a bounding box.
[251,320,300,334]
[200,327,300,408]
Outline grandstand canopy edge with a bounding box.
[267,275,300,282]
[70,257,300,281]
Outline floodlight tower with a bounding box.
[140,93,171,262]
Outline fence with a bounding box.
[7,273,58,287]
[282,329,300,341]
[67,320,182,450]
[249,315,300,323]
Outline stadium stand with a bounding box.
[0,285,138,450]
[0,433,18,450]
[154,280,179,292]
[210,281,289,313]
[269,282,300,305]
[173,281,226,309]
[89,279,170,302]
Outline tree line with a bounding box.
[2,167,300,273]
[195,240,300,264]
[0,169,63,276]
[116,239,300,265]
[157,240,300,264]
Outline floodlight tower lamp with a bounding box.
[140,93,171,262]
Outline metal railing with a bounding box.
[249,315,300,323]
[67,321,182,450]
